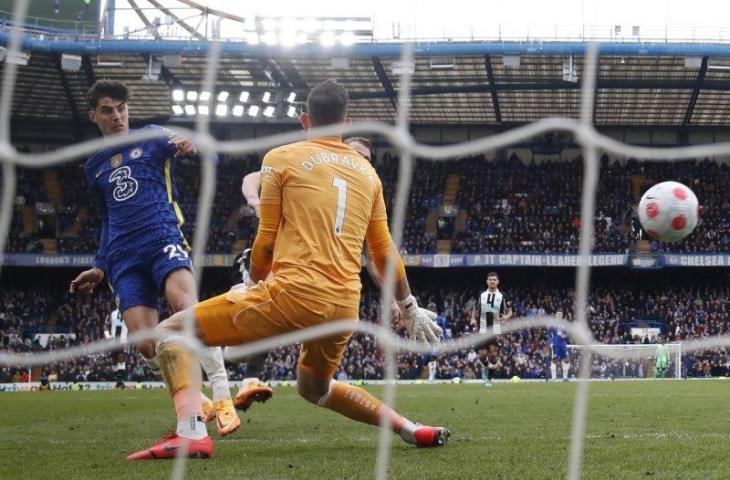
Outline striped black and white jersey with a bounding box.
[478,289,507,334]
[107,309,128,344]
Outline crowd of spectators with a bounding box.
[4,140,730,384]
[380,154,730,255]
[3,270,730,383]
[165,154,263,254]
[450,154,634,254]
[5,153,261,255]
[7,149,730,256]
[6,167,47,253]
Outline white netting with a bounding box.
[2,2,730,479]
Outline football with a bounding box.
[638,181,699,243]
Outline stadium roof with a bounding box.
[3,40,730,129]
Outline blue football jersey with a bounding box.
[85,125,185,271]
[435,315,450,340]
[549,327,567,344]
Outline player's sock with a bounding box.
[396,420,420,444]
[562,361,570,380]
[318,381,417,443]
[242,377,261,389]
[550,363,557,380]
[198,347,232,402]
[173,390,208,440]
[157,336,207,440]
[210,378,231,402]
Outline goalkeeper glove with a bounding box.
[396,295,443,347]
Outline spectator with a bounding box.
[2,270,729,382]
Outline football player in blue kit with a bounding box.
[69,80,240,436]
[548,310,570,381]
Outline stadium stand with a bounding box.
[2,269,727,383]
[6,148,730,256]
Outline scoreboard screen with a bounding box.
[0,0,99,28]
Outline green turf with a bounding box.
[1,381,730,479]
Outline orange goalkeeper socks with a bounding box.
[321,382,418,443]
[158,337,207,440]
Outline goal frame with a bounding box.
[567,343,682,380]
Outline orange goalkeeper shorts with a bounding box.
[194,279,358,379]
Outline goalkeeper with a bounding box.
[654,337,670,378]
[128,81,449,461]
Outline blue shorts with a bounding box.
[551,340,568,360]
[107,238,192,312]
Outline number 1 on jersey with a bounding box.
[332,177,348,236]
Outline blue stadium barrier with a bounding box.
[4,35,730,57]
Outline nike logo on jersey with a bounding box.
[95,170,103,179]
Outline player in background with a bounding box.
[424,302,448,383]
[472,272,512,386]
[104,308,128,388]
[548,310,570,381]
[238,166,276,409]
[428,302,450,340]
[128,81,448,460]
[105,308,128,344]
[69,80,239,435]
[341,137,406,323]
[227,248,273,410]
[654,336,670,378]
[428,358,438,383]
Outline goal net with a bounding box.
[1,3,728,478]
[567,344,682,380]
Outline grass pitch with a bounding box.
[1,381,730,479]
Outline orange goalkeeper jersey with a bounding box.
[255,136,388,307]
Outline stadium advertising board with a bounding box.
[3,253,630,267]
[663,254,730,267]
[11,254,730,268]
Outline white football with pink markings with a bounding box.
[638,181,699,243]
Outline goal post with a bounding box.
[567,343,682,380]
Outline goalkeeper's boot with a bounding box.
[413,426,450,448]
[201,397,215,423]
[213,400,241,436]
[234,381,273,411]
[127,434,212,461]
